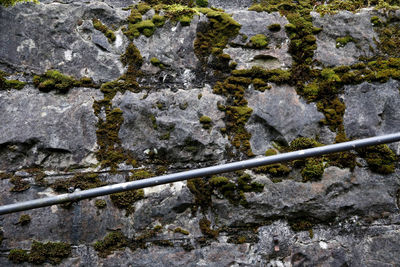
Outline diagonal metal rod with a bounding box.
[1,133,400,215]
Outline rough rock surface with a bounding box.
[246,84,324,155]
[1,0,400,266]
[313,9,378,66]
[0,86,102,169]
[226,11,292,70]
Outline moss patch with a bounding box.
[194,9,241,63]
[95,199,107,209]
[93,231,128,258]
[51,172,105,193]
[199,218,219,238]
[33,70,96,93]
[10,176,30,192]
[268,23,281,32]
[336,35,355,48]
[188,173,264,212]
[110,189,144,216]
[199,115,212,129]
[92,18,116,43]
[0,71,26,90]
[248,34,269,49]
[357,144,397,174]
[18,214,31,226]
[8,241,71,265]
[174,227,190,235]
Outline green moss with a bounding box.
[289,137,322,151]
[248,34,269,49]
[187,178,212,212]
[33,70,75,93]
[196,0,208,7]
[93,231,128,258]
[376,23,400,58]
[124,19,156,39]
[152,15,166,27]
[28,241,71,265]
[301,158,324,182]
[194,9,241,63]
[253,163,291,177]
[237,173,264,193]
[92,18,116,43]
[357,144,397,174]
[10,176,30,192]
[0,72,26,90]
[128,9,142,24]
[51,172,105,193]
[225,106,254,156]
[289,219,313,232]
[179,15,192,26]
[265,148,277,156]
[371,16,382,26]
[199,115,212,129]
[95,199,107,209]
[150,57,161,66]
[130,169,154,180]
[137,2,151,14]
[174,227,189,235]
[18,214,31,226]
[150,114,158,130]
[336,35,355,48]
[1,0,38,7]
[8,249,29,263]
[199,218,218,238]
[110,189,144,215]
[268,23,281,32]
[209,176,229,187]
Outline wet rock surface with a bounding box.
[1,1,400,266]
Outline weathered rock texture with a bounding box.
[1,0,400,266]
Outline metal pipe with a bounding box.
[1,132,400,215]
